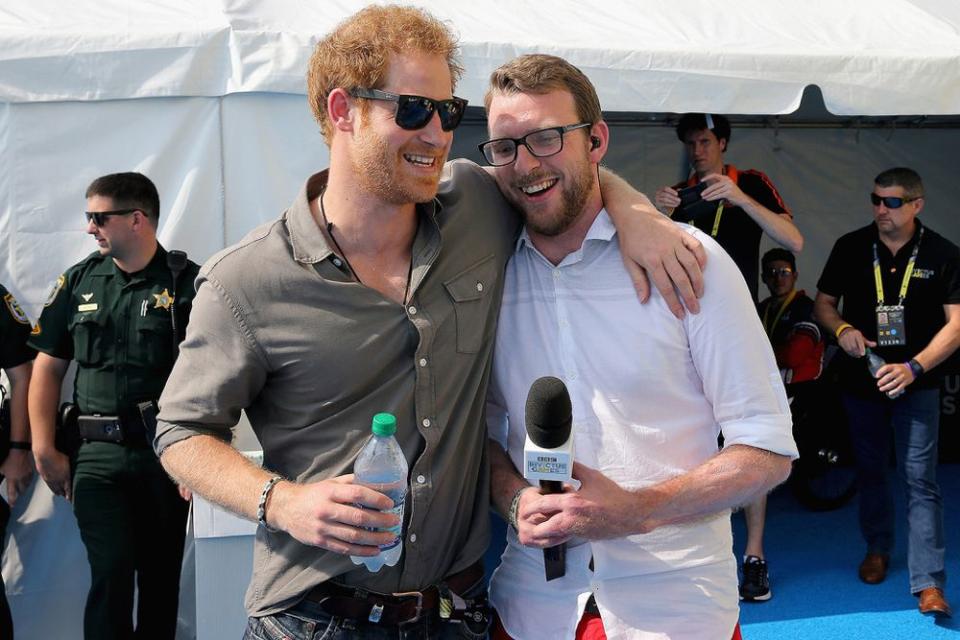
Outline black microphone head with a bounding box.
[525,376,572,449]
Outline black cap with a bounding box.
[524,376,572,449]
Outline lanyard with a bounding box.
[710,202,724,237]
[681,165,735,238]
[762,289,798,337]
[872,226,923,306]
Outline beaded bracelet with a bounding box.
[8,441,31,450]
[508,486,529,532]
[257,475,283,532]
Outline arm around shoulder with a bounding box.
[599,167,706,317]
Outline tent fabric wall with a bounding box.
[4,94,960,640]
[2,1,960,114]
[2,2,960,639]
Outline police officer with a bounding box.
[0,282,36,639]
[27,172,199,639]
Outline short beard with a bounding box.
[351,116,442,205]
[517,160,593,237]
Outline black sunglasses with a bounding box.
[870,193,920,209]
[84,208,140,227]
[478,123,591,167]
[350,88,467,132]
[763,267,794,279]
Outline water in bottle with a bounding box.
[350,412,409,572]
[864,348,903,398]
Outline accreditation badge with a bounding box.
[876,305,906,347]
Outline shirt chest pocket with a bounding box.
[70,313,107,366]
[442,254,498,354]
[134,313,173,371]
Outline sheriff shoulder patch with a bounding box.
[4,293,30,325]
[44,274,66,307]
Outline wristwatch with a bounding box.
[907,358,924,379]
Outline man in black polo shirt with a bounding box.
[814,167,960,618]
[654,113,803,302]
[655,113,804,602]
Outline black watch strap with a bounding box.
[908,358,924,378]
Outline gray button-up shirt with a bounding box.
[155,159,517,616]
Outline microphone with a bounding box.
[524,376,573,581]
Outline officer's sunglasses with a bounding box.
[349,88,467,132]
[85,209,140,226]
[870,193,920,209]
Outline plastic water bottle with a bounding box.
[350,413,408,572]
[864,348,903,398]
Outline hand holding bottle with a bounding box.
[864,348,905,398]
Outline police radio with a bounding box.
[166,250,189,362]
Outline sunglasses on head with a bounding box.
[870,193,920,209]
[84,208,139,227]
[350,88,467,132]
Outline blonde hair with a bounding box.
[307,5,463,144]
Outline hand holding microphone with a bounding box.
[523,376,574,581]
[518,377,650,578]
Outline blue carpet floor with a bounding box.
[733,463,960,639]
[484,464,960,639]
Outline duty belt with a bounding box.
[75,401,158,448]
[304,560,485,626]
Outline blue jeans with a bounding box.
[842,388,945,593]
[243,578,489,640]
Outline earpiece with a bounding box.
[590,136,601,150]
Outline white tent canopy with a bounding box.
[2,3,960,639]
[2,0,960,114]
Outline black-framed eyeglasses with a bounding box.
[763,267,794,279]
[870,193,920,209]
[84,209,139,227]
[478,123,591,167]
[349,88,467,132]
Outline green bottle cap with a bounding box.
[371,413,397,437]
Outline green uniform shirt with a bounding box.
[29,245,199,415]
[0,283,36,370]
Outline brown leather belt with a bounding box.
[304,561,484,626]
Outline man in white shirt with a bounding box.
[482,54,798,640]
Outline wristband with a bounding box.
[907,358,924,379]
[834,323,854,339]
[8,441,31,451]
[508,486,529,532]
[257,475,283,532]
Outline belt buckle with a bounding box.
[391,590,424,624]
